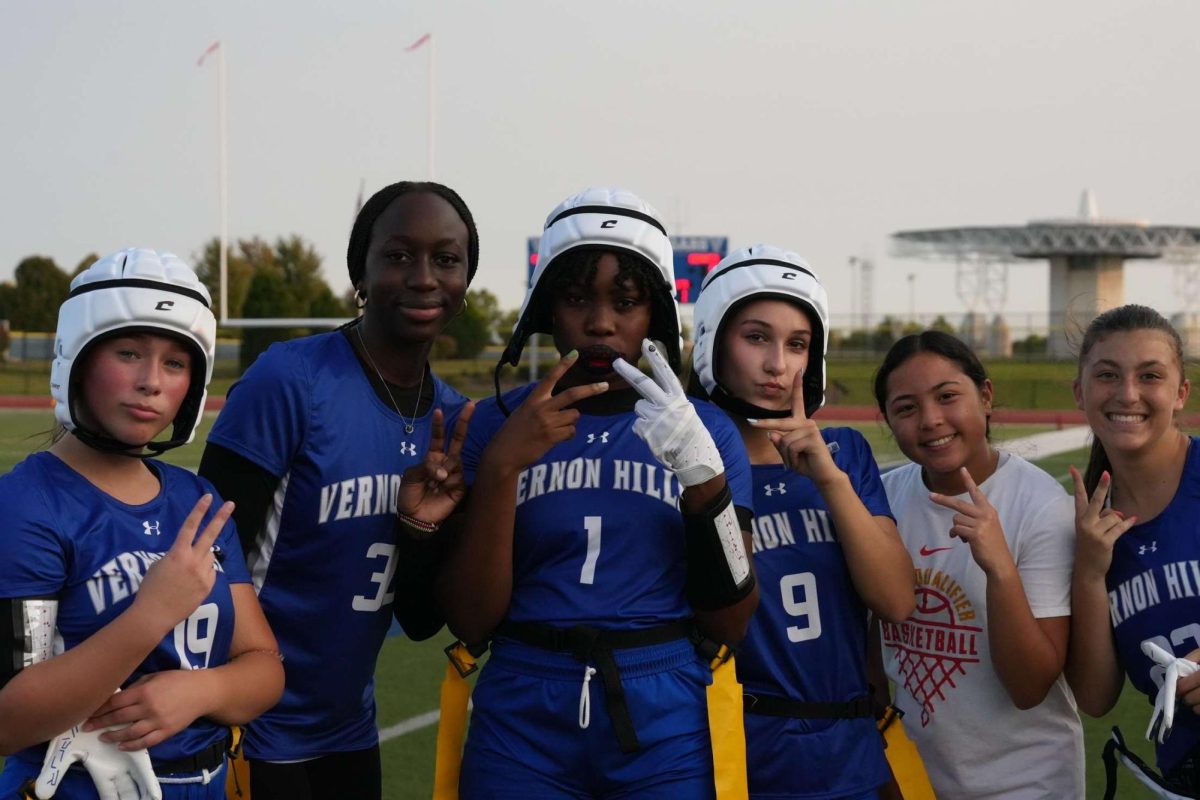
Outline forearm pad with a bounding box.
[683,485,755,610]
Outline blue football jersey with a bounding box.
[0,452,248,772]
[205,331,469,760]
[738,427,894,797]
[1107,437,1200,772]
[461,384,753,628]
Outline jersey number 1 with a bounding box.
[579,516,602,585]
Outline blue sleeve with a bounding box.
[837,428,892,520]
[698,402,755,515]
[206,343,309,478]
[194,475,252,585]
[461,398,501,487]
[0,478,66,599]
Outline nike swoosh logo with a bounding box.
[920,545,953,556]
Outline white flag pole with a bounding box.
[428,34,435,180]
[218,44,228,323]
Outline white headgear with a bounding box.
[692,244,829,417]
[50,248,217,453]
[499,186,683,369]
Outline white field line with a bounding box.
[379,428,1096,742]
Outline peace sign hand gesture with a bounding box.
[613,339,724,488]
[397,404,476,529]
[484,352,610,472]
[750,371,842,487]
[1070,466,1138,582]
[929,467,1014,577]
[134,494,234,634]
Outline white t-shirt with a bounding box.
[880,453,1084,799]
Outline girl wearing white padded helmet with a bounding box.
[0,249,283,800]
[689,245,915,800]
[438,187,759,797]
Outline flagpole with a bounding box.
[428,34,435,180]
[218,44,228,323]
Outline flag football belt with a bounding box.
[743,692,873,720]
[153,737,228,774]
[432,625,748,800]
[496,619,696,753]
[1102,726,1200,800]
[876,704,936,800]
[17,737,230,800]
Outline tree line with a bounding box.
[0,236,511,370]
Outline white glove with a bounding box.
[35,723,161,800]
[612,339,724,488]
[1142,639,1200,744]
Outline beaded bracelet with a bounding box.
[236,648,285,662]
[398,512,440,538]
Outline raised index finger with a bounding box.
[641,339,681,397]
[790,369,807,421]
[446,402,475,457]
[1068,465,1088,516]
[171,494,214,552]
[192,500,235,556]
[534,351,580,399]
[959,467,989,507]
[427,409,446,454]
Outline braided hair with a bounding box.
[347,181,479,289]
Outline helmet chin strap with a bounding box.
[67,399,187,459]
[708,384,792,421]
[69,424,157,460]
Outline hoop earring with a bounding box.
[355,288,368,310]
[452,296,468,319]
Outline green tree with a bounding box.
[442,288,500,360]
[930,315,955,335]
[73,253,101,278]
[0,256,71,331]
[233,235,353,370]
[194,238,256,331]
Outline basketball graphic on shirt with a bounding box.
[881,575,982,727]
[913,586,952,619]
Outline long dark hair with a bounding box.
[1077,304,1185,494]
[873,330,992,437]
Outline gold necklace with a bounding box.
[355,322,426,434]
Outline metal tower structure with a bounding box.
[891,191,1200,356]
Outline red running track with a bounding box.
[2,395,1195,428]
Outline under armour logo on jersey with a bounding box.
[1140,542,1158,555]
[142,520,161,536]
[399,442,417,456]
[587,432,610,444]
[763,483,787,496]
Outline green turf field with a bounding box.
[0,410,1170,798]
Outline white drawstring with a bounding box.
[578,666,597,729]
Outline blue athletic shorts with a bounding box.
[461,637,716,799]
[0,757,227,800]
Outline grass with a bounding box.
[14,354,1200,413]
[0,411,1171,798]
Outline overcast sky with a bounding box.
[3,0,1198,329]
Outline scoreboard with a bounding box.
[526,235,728,304]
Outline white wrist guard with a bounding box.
[683,484,755,610]
[613,339,724,488]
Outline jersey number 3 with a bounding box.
[781,572,822,642]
